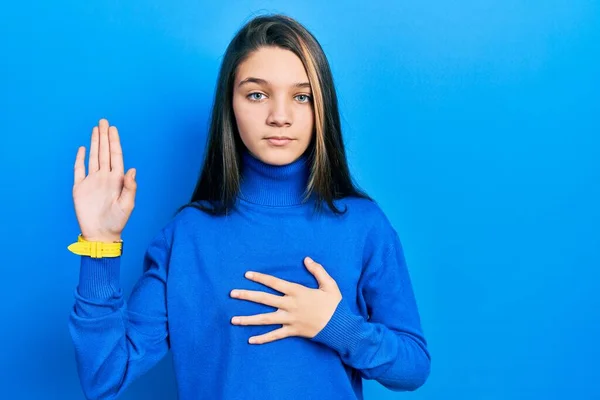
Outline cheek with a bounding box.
[298,107,315,136]
[234,100,263,137]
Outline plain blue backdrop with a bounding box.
[1,1,598,399]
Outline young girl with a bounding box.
[68,13,430,400]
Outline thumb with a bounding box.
[304,257,335,290]
[118,168,137,209]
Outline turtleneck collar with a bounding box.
[238,149,312,207]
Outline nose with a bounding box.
[266,97,292,127]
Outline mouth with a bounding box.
[265,136,295,146]
[265,136,294,140]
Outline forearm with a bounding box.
[69,256,169,399]
[310,298,431,391]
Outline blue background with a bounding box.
[1,1,598,399]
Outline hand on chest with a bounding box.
[212,254,359,345]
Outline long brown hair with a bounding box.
[177,13,372,216]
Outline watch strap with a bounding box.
[67,234,123,258]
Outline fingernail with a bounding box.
[231,317,240,324]
[245,271,254,279]
[230,290,239,297]
[306,257,314,263]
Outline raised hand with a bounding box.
[72,118,137,243]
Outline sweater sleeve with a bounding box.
[68,230,171,400]
[310,216,431,392]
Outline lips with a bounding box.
[265,137,294,146]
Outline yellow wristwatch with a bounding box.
[67,234,123,258]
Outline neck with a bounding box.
[238,149,312,207]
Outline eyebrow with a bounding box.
[237,77,311,89]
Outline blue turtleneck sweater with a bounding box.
[68,150,430,400]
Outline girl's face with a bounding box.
[233,46,314,166]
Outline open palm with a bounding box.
[72,119,137,243]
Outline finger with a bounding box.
[88,126,99,172]
[99,118,110,170]
[245,271,302,295]
[304,257,335,289]
[248,326,292,345]
[231,310,289,327]
[230,289,288,309]
[118,168,137,211]
[74,146,86,186]
[109,125,124,175]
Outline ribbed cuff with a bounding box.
[310,298,367,356]
[77,256,121,299]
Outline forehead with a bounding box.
[235,46,309,85]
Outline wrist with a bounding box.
[68,234,124,258]
[81,234,122,243]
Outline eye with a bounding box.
[246,92,312,103]
[247,92,266,102]
[296,94,312,103]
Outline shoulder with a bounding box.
[335,196,396,235]
[157,200,220,243]
[337,196,403,263]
